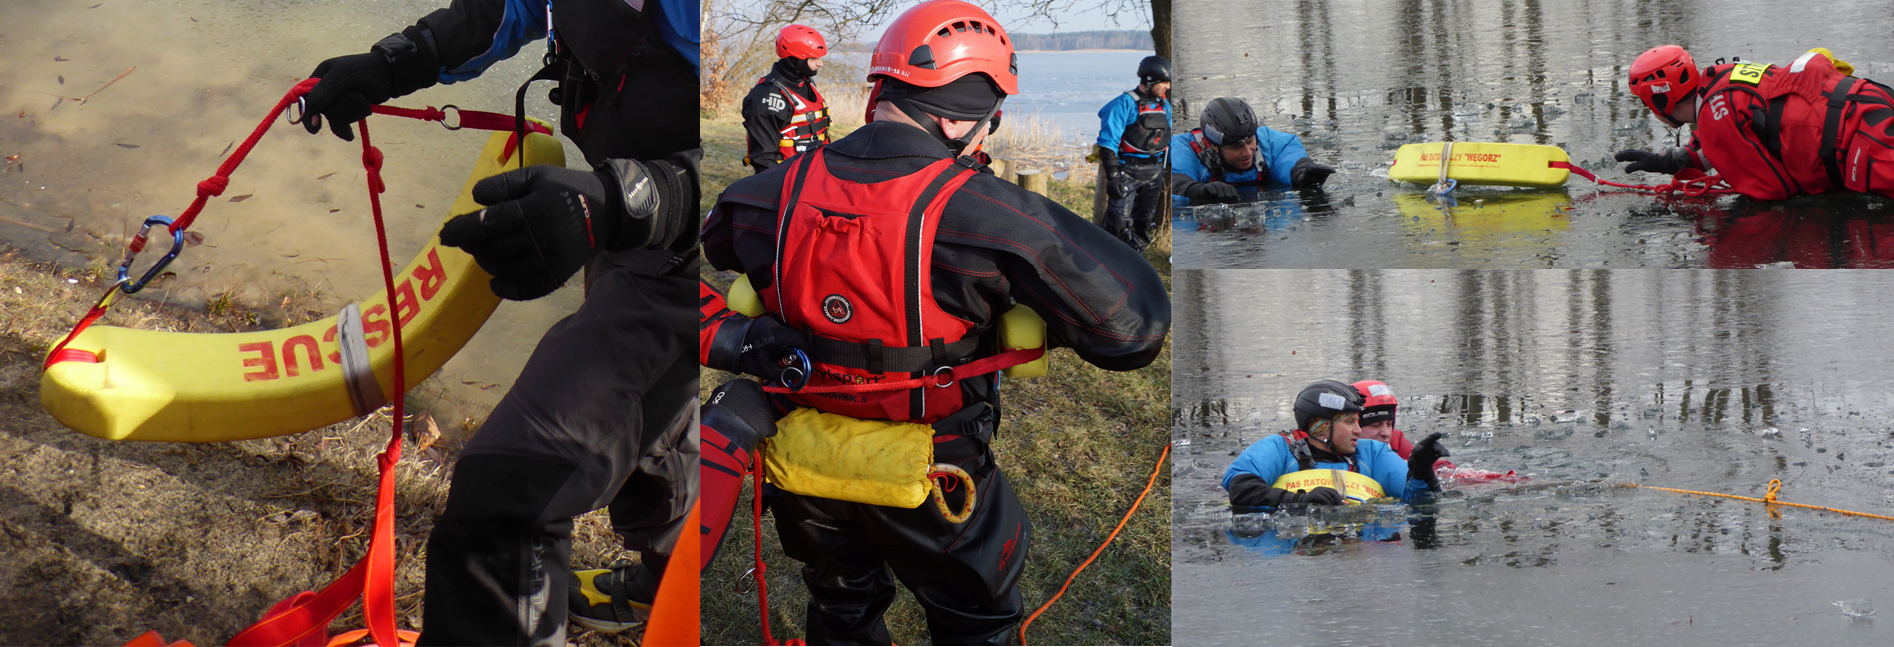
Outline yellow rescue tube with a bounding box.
[725,273,765,317]
[40,127,565,442]
[1388,142,1572,188]
[1270,468,1386,504]
[998,303,1046,378]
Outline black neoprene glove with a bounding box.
[1290,157,1337,188]
[735,316,809,386]
[1184,180,1240,202]
[703,379,778,451]
[1099,149,1132,199]
[1616,148,1692,175]
[1285,486,1346,506]
[302,29,440,141]
[1408,432,1451,491]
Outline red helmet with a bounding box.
[867,0,1019,95]
[776,24,828,60]
[1628,45,1702,128]
[1353,380,1398,426]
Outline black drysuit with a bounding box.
[704,121,1170,645]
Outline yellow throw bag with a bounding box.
[763,407,977,522]
[1271,468,1386,505]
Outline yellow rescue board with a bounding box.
[1388,142,1572,188]
[41,127,565,442]
[1271,468,1386,504]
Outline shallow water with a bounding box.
[1171,0,1894,268]
[0,0,588,423]
[1172,270,1894,645]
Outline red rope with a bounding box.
[752,465,807,646]
[1550,161,1742,198]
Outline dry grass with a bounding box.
[0,246,637,645]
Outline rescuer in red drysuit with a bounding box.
[696,1,1170,643]
[1619,45,1894,201]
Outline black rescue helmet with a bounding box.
[1138,55,1171,85]
[1293,379,1365,432]
[1200,96,1259,146]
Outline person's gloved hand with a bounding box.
[301,30,440,141]
[1184,180,1240,202]
[704,379,778,450]
[1290,157,1337,188]
[439,166,623,301]
[1408,432,1452,491]
[1285,486,1346,506]
[1616,148,1690,175]
[736,315,808,386]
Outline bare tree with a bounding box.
[704,0,1154,116]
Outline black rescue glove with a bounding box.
[302,28,441,141]
[1184,180,1241,203]
[735,315,809,386]
[703,379,778,450]
[439,157,687,300]
[1099,149,1132,199]
[1407,432,1451,492]
[1615,148,1692,176]
[1290,157,1337,188]
[1285,486,1346,506]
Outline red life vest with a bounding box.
[761,149,1021,423]
[762,76,831,160]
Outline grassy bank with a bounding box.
[700,117,1172,645]
[0,248,637,645]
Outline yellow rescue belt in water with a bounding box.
[1271,468,1386,504]
[762,407,977,522]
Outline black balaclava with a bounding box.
[876,74,1006,155]
[775,57,818,80]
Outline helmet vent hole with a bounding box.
[936,27,951,38]
[953,20,967,32]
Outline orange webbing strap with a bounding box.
[761,347,1045,395]
[642,501,703,646]
[227,122,408,647]
[1628,478,1894,522]
[1018,443,1170,647]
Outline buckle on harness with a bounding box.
[931,365,955,388]
[117,215,186,295]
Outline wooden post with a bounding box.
[1016,168,1048,195]
[991,157,1015,184]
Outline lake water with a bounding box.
[1171,0,1894,269]
[1173,269,1894,646]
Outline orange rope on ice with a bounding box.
[1628,478,1894,522]
[1018,443,1170,646]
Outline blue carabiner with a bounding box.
[780,347,812,392]
[118,215,186,295]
